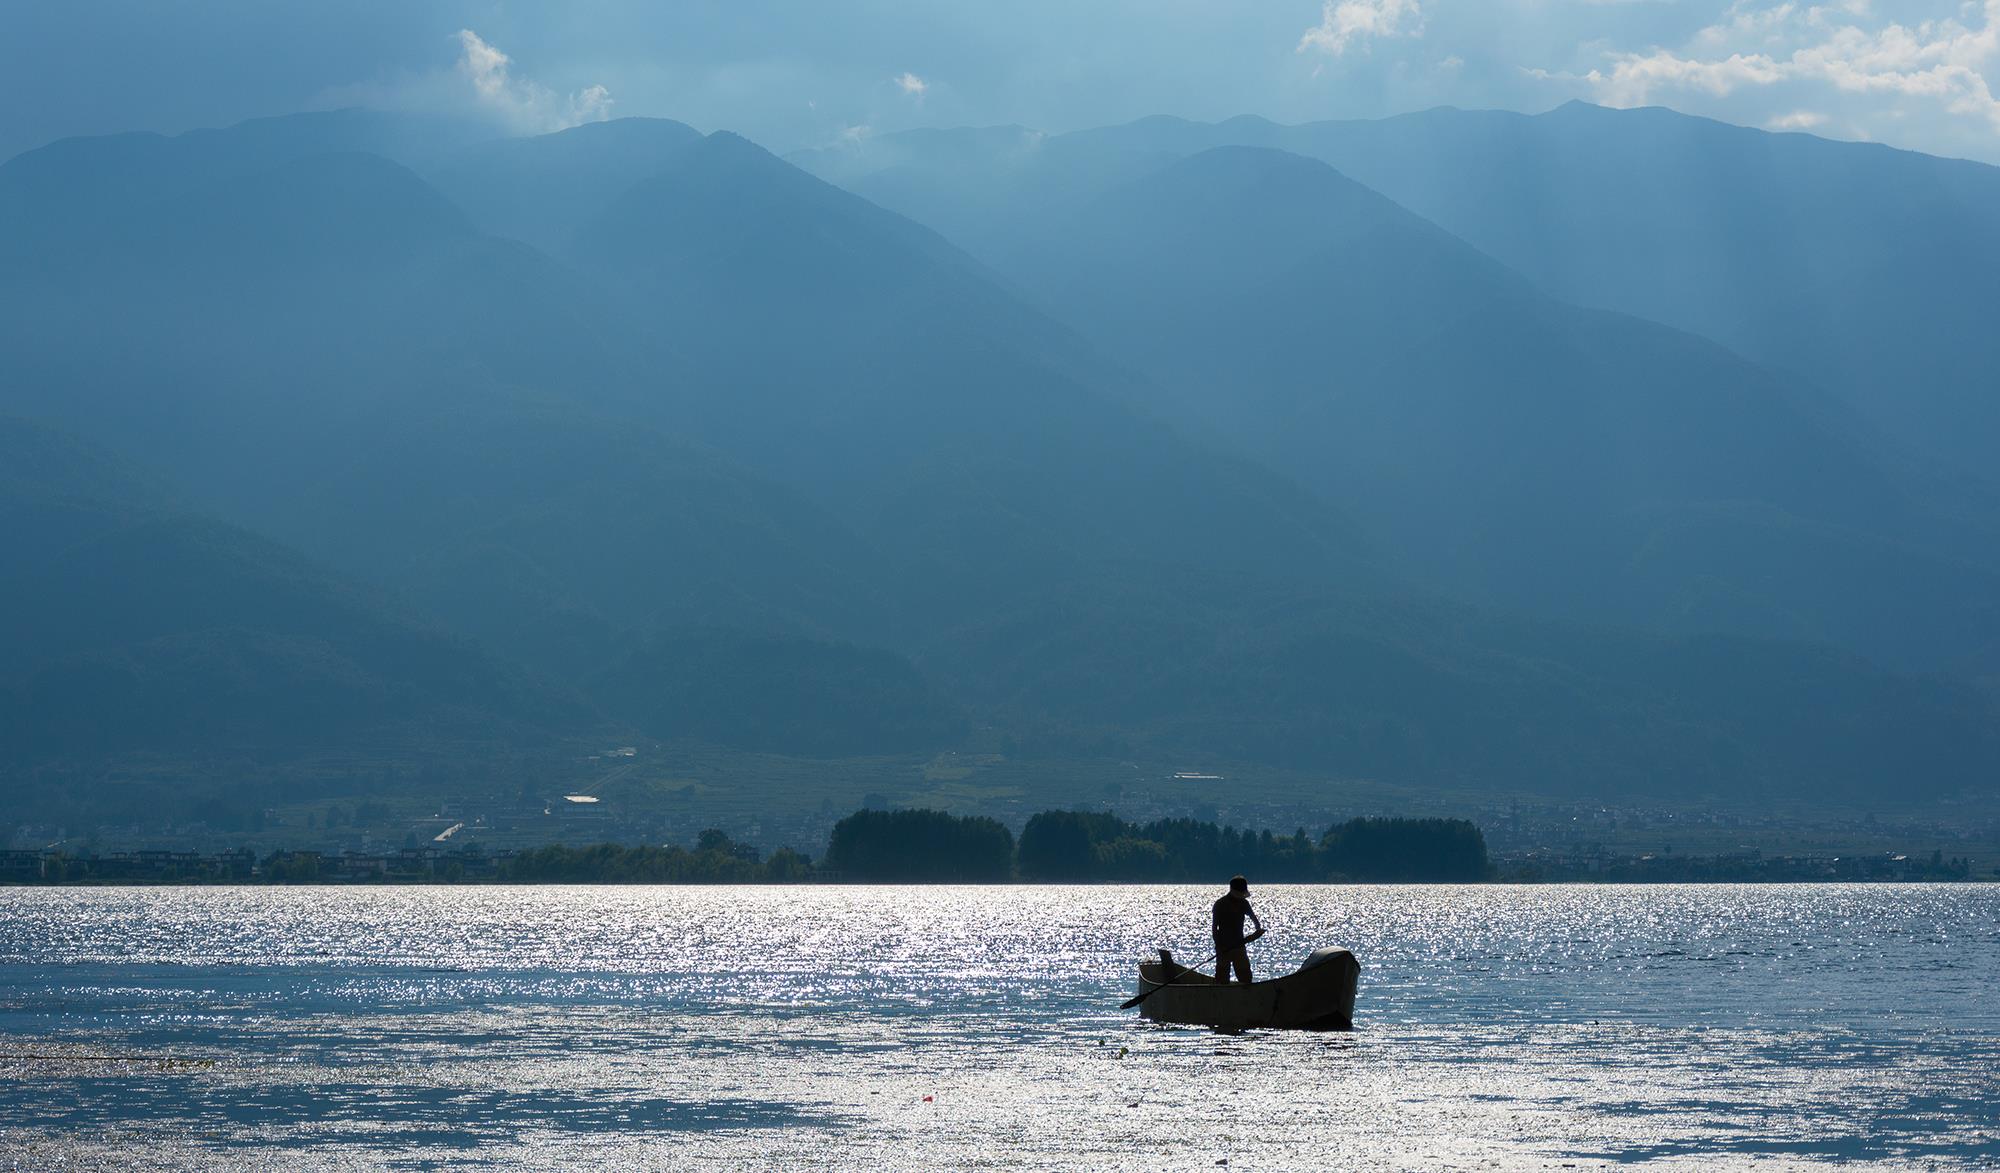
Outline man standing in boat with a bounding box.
[1212,875,1264,983]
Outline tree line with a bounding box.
[503,809,1487,883]
[822,808,1490,883]
[3,810,1491,885]
[499,830,816,883]
[272,809,1491,884]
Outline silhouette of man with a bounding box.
[1211,875,1263,983]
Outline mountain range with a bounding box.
[797,101,2000,475]
[2,103,1996,830]
[794,106,2000,674]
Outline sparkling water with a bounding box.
[0,884,1994,1168]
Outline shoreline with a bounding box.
[6,810,1986,886]
[5,876,1991,888]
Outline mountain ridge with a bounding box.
[1,110,1994,818]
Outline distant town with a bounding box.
[2,812,1986,885]
[9,748,1995,887]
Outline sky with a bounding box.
[4,1,1999,164]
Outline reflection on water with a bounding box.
[0,885,1995,1168]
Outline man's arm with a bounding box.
[1247,904,1264,937]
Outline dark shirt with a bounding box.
[1211,893,1258,947]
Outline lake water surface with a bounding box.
[0,884,1995,1169]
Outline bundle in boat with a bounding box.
[1133,946,1359,1031]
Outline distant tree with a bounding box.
[261,851,322,883]
[1016,810,1126,880]
[501,836,774,883]
[1321,817,1489,882]
[824,809,1013,881]
[763,847,815,882]
[1091,836,1169,880]
[698,828,758,862]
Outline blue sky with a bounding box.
[6,1,1999,163]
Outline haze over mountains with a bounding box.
[798,102,2000,473]
[3,102,1997,830]
[795,105,2000,670]
[0,417,569,767]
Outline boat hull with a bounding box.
[1134,948,1359,1031]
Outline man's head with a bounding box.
[1229,875,1249,896]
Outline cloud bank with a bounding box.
[8,2,2000,167]
[1567,1,2000,135]
[1298,0,1426,58]
[456,30,613,134]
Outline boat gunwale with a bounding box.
[1132,948,1359,1030]
[1135,948,1357,993]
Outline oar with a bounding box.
[1119,929,1264,1010]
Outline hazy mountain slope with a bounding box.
[278,394,898,680]
[456,125,2000,789]
[937,583,1997,799]
[0,109,479,260]
[791,124,1174,262]
[1260,102,2000,472]
[564,131,1382,623]
[812,106,2000,478]
[0,414,173,520]
[799,128,2000,673]
[590,631,967,757]
[425,117,705,252]
[0,418,578,763]
[984,145,2000,673]
[2,122,1377,671]
[2,116,1376,636]
[0,140,896,679]
[3,115,1995,803]
[0,148,636,507]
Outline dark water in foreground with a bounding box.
[0,884,1995,1169]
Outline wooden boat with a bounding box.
[1133,946,1359,1031]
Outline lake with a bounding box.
[0,884,1995,1168]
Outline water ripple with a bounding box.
[0,883,1994,1168]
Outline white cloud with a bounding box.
[1695,2,1800,48]
[455,29,614,134]
[1587,49,1788,103]
[1767,108,1830,127]
[894,71,929,98]
[1297,0,1425,58]
[1564,1,2000,132]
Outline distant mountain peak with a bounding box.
[543,115,700,138]
[1174,142,1356,179]
[567,122,984,307]
[1121,113,1204,130]
[695,128,768,156]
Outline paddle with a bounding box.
[1120,929,1265,1010]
